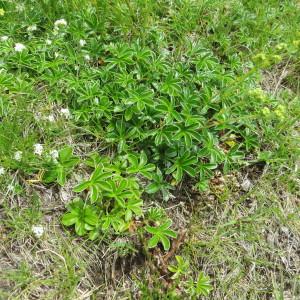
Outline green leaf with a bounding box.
[197,179,209,192]
[145,225,158,235]
[59,147,73,163]
[145,182,159,194]
[195,272,213,296]
[73,181,91,192]
[61,212,78,226]
[90,185,101,202]
[148,235,159,248]
[75,221,86,236]
[160,235,171,250]
[84,207,98,225]
[163,229,177,238]
[57,166,66,186]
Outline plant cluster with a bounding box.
[59,153,177,251]
[0,2,298,252]
[1,1,300,297]
[139,255,213,299]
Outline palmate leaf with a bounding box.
[166,152,198,182]
[198,131,225,163]
[101,211,127,233]
[197,179,209,192]
[73,167,112,202]
[155,97,182,123]
[105,43,133,70]
[160,73,181,96]
[43,147,79,186]
[127,152,155,179]
[124,198,143,221]
[154,125,175,146]
[124,86,154,111]
[133,44,152,62]
[195,272,213,296]
[145,219,177,251]
[173,123,202,148]
[103,178,136,207]
[145,169,173,200]
[168,255,190,279]
[106,120,137,153]
[198,163,218,178]
[223,144,245,173]
[61,199,99,236]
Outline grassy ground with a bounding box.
[0,0,300,299]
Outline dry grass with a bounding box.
[1,163,299,299]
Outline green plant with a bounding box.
[145,169,173,201]
[186,272,213,298]
[73,166,112,202]
[43,147,79,186]
[1,0,300,298]
[61,199,98,236]
[127,152,155,179]
[168,255,190,280]
[145,219,177,251]
[166,151,198,182]
[147,207,166,222]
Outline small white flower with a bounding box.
[32,225,44,238]
[27,24,37,32]
[79,39,86,47]
[34,112,42,121]
[60,108,71,119]
[54,52,59,58]
[34,143,43,156]
[161,48,170,57]
[48,114,55,122]
[14,43,26,52]
[0,166,5,175]
[94,97,99,104]
[50,149,59,160]
[54,18,67,29]
[16,3,25,12]
[46,39,52,45]
[0,36,8,42]
[14,151,22,161]
[84,54,91,61]
[7,184,14,191]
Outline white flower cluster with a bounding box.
[32,225,44,238]
[48,114,55,122]
[54,18,67,30]
[27,24,37,32]
[14,43,26,52]
[84,54,90,61]
[79,39,86,47]
[14,151,22,161]
[50,149,59,161]
[0,166,5,175]
[60,108,71,119]
[0,36,8,42]
[34,144,43,156]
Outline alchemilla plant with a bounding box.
[1,1,300,298]
[0,1,298,247]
